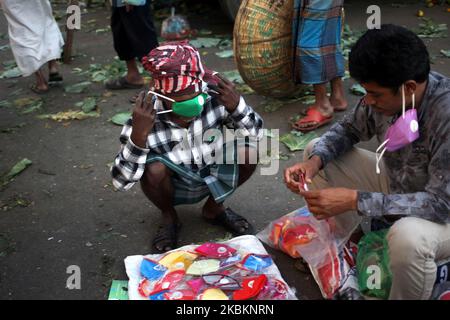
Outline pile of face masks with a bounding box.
[124,235,297,300]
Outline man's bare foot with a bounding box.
[330,95,348,112]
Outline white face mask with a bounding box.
[375,84,419,174]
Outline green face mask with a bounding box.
[149,90,207,118]
[172,93,207,118]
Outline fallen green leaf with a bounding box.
[0,44,10,51]
[64,81,92,93]
[221,70,244,84]
[110,112,131,126]
[235,83,255,95]
[350,84,367,96]
[415,18,447,38]
[2,60,16,69]
[0,67,21,79]
[1,158,32,187]
[261,99,283,113]
[215,50,234,58]
[440,49,450,58]
[0,100,12,108]
[189,37,222,48]
[38,110,99,121]
[13,97,43,114]
[280,131,318,152]
[75,97,97,113]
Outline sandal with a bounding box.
[30,84,49,94]
[48,72,63,84]
[152,222,182,253]
[105,76,143,90]
[292,107,333,132]
[129,91,140,104]
[204,207,255,236]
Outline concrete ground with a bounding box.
[0,0,449,299]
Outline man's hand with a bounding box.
[209,74,240,113]
[284,156,322,193]
[125,4,134,12]
[130,91,156,148]
[299,188,358,220]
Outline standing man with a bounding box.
[285,25,450,299]
[105,0,158,96]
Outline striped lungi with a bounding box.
[292,0,345,84]
[146,155,239,206]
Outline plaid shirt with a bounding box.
[111,95,264,191]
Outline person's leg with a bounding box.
[387,217,450,299]
[48,59,58,75]
[125,59,144,86]
[32,69,48,93]
[330,77,347,111]
[294,83,334,131]
[202,146,257,233]
[140,161,179,252]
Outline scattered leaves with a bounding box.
[110,112,131,126]
[1,158,32,187]
[64,81,92,93]
[280,131,318,152]
[38,110,100,122]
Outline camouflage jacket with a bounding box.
[311,72,450,223]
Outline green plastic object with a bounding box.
[172,93,207,118]
[356,229,392,299]
[108,280,129,300]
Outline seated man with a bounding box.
[111,42,263,253]
[284,24,449,299]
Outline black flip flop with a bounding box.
[30,84,49,94]
[204,207,255,236]
[48,72,63,84]
[105,76,143,90]
[152,222,182,253]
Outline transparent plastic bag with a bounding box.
[161,7,193,41]
[257,206,360,268]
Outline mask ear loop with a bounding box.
[401,84,406,119]
[375,139,389,175]
[148,90,175,115]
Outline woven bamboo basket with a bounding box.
[233,0,296,98]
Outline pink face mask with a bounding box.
[376,85,419,174]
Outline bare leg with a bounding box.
[126,59,144,85]
[48,60,59,74]
[330,77,348,111]
[202,147,257,234]
[295,83,333,130]
[140,162,179,252]
[33,69,49,92]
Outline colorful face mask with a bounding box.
[256,278,289,300]
[195,243,237,259]
[151,270,186,295]
[149,290,167,300]
[376,85,419,174]
[199,288,229,300]
[241,254,273,272]
[232,275,268,300]
[201,273,241,290]
[149,90,207,118]
[163,290,195,300]
[158,251,198,271]
[219,254,241,269]
[140,258,167,281]
[186,259,220,275]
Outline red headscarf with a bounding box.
[142,41,217,95]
